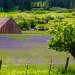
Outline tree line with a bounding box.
[0,0,32,11]
[0,0,75,11]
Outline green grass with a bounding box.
[22,30,49,35]
[0,30,49,39]
[0,48,74,75]
[0,63,75,75]
[0,32,74,75]
[0,34,33,39]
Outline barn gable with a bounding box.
[0,18,21,34]
[0,18,10,28]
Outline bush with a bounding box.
[30,19,37,28]
[35,15,55,24]
[49,7,68,13]
[46,15,55,20]
[18,19,31,30]
[68,9,75,12]
[18,20,24,29]
[35,24,48,31]
[35,16,46,24]
[31,9,48,14]
[54,16,65,22]
[63,14,72,18]
[56,15,65,20]
[72,12,75,16]
[41,15,55,23]
[38,19,47,24]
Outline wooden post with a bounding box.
[26,64,28,75]
[0,60,2,70]
[49,60,52,75]
[64,57,70,73]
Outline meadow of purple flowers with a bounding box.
[0,35,51,50]
[0,35,75,65]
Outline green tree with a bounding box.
[30,19,37,28]
[18,19,31,30]
[0,0,75,12]
[0,0,3,11]
[48,22,75,58]
[2,0,9,11]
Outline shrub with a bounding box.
[72,12,75,16]
[35,16,47,24]
[18,19,31,30]
[35,15,55,24]
[38,19,47,24]
[56,15,65,20]
[35,24,48,31]
[41,15,55,23]
[18,20,24,29]
[46,15,55,20]
[54,18,64,22]
[54,15,65,22]
[68,9,75,12]
[63,14,72,18]
[31,9,48,14]
[30,19,37,28]
[49,7,68,13]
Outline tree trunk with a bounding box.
[70,50,75,58]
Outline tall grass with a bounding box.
[1,63,75,75]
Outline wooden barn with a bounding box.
[0,18,21,34]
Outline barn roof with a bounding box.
[0,18,10,28]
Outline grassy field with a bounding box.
[0,32,75,75]
[0,11,75,75]
[0,48,75,75]
[0,31,49,40]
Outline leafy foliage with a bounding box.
[48,21,75,58]
[49,7,68,13]
[18,19,30,30]
[35,24,48,31]
[30,19,37,28]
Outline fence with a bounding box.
[0,57,70,75]
[0,60,2,70]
